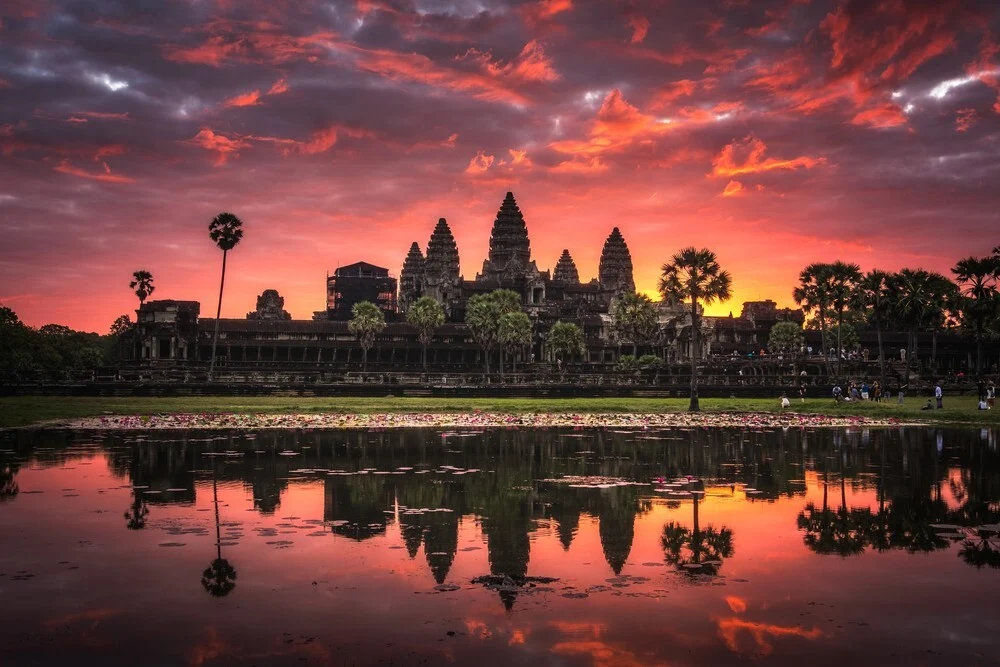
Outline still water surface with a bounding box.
[1,426,998,666]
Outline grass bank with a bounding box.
[1,395,998,429]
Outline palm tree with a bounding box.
[857,270,892,385]
[406,296,445,371]
[497,311,532,376]
[793,263,833,372]
[208,212,244,380]
[129,270,155,306]
[827,261,862,377]
[925,273,959,370]
[348,301,387,371]
[951,256,1000,374]
[659,248,732,412]
[889,269,955,367]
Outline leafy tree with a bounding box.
[636,354,662,367]
[497,311,532,375]
[109,314,133,362]
[659,247,732,412]
[548,320,584,363]
[406,296,445,371]
[464,289,521,374]
[611,292,659,356]
[208,212,244,380]
[827,322,858,356]
[951,256,1000,374]
[767,321,804,356]
[348,301,387,371]
[129,270,155,305]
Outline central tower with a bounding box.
[478,191,532,282]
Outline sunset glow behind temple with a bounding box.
[1,0,998,331]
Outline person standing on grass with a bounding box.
[935,382,943,409]
[987,382,995,409]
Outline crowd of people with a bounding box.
[823,378,996,410]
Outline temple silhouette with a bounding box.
[126,191,806,370]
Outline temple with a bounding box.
[120,190,977,376]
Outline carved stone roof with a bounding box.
[553,249,580,284]
[598,227,635,294]
[481,191,531,278]
[424,218,460,283]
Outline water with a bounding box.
[1,426,998,666]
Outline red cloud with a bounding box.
[722,180,745,197]
[163,22,336,66]
[851,103,907,129]
[955,108,978,132]
[548,157,608,174]
[54,158,134,183]
[342,45,529,105]
[267,78,289,95]
[459,40,560,83]
[183,128,250,165]
[223,90,262,107]
[520,0,572,27]
[649,79,700,109]
[711,135,824,177]
[93,145,127,161]
[626,13,650,44]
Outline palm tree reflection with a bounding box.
[661,484,734,576]
[201,455,237,597]
[124,490,149,530]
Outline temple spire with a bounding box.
[398,241,425,313]
[599,227,635,295]
[480,191,531,279]
[553,249,580,284]
[423,218,461,311]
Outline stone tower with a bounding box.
[398,241,425,314]
[553,249,580,284]
[479,191,533,282]
[423,218,461,311]
[598,227,635,296]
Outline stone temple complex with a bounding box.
[398,192,637,327]
[126,191,819,369]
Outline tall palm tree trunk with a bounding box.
[209,249,228,380]
[931,330,938,369]
[876,322,885,387]
[836,310,843,378]
[818,305,830,375]
[422,344,427,371]
[689,299,700,412]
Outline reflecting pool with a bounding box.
[1,426,998,666]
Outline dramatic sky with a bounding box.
[2,0,999,332]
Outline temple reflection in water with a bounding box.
[5,425,999,605]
